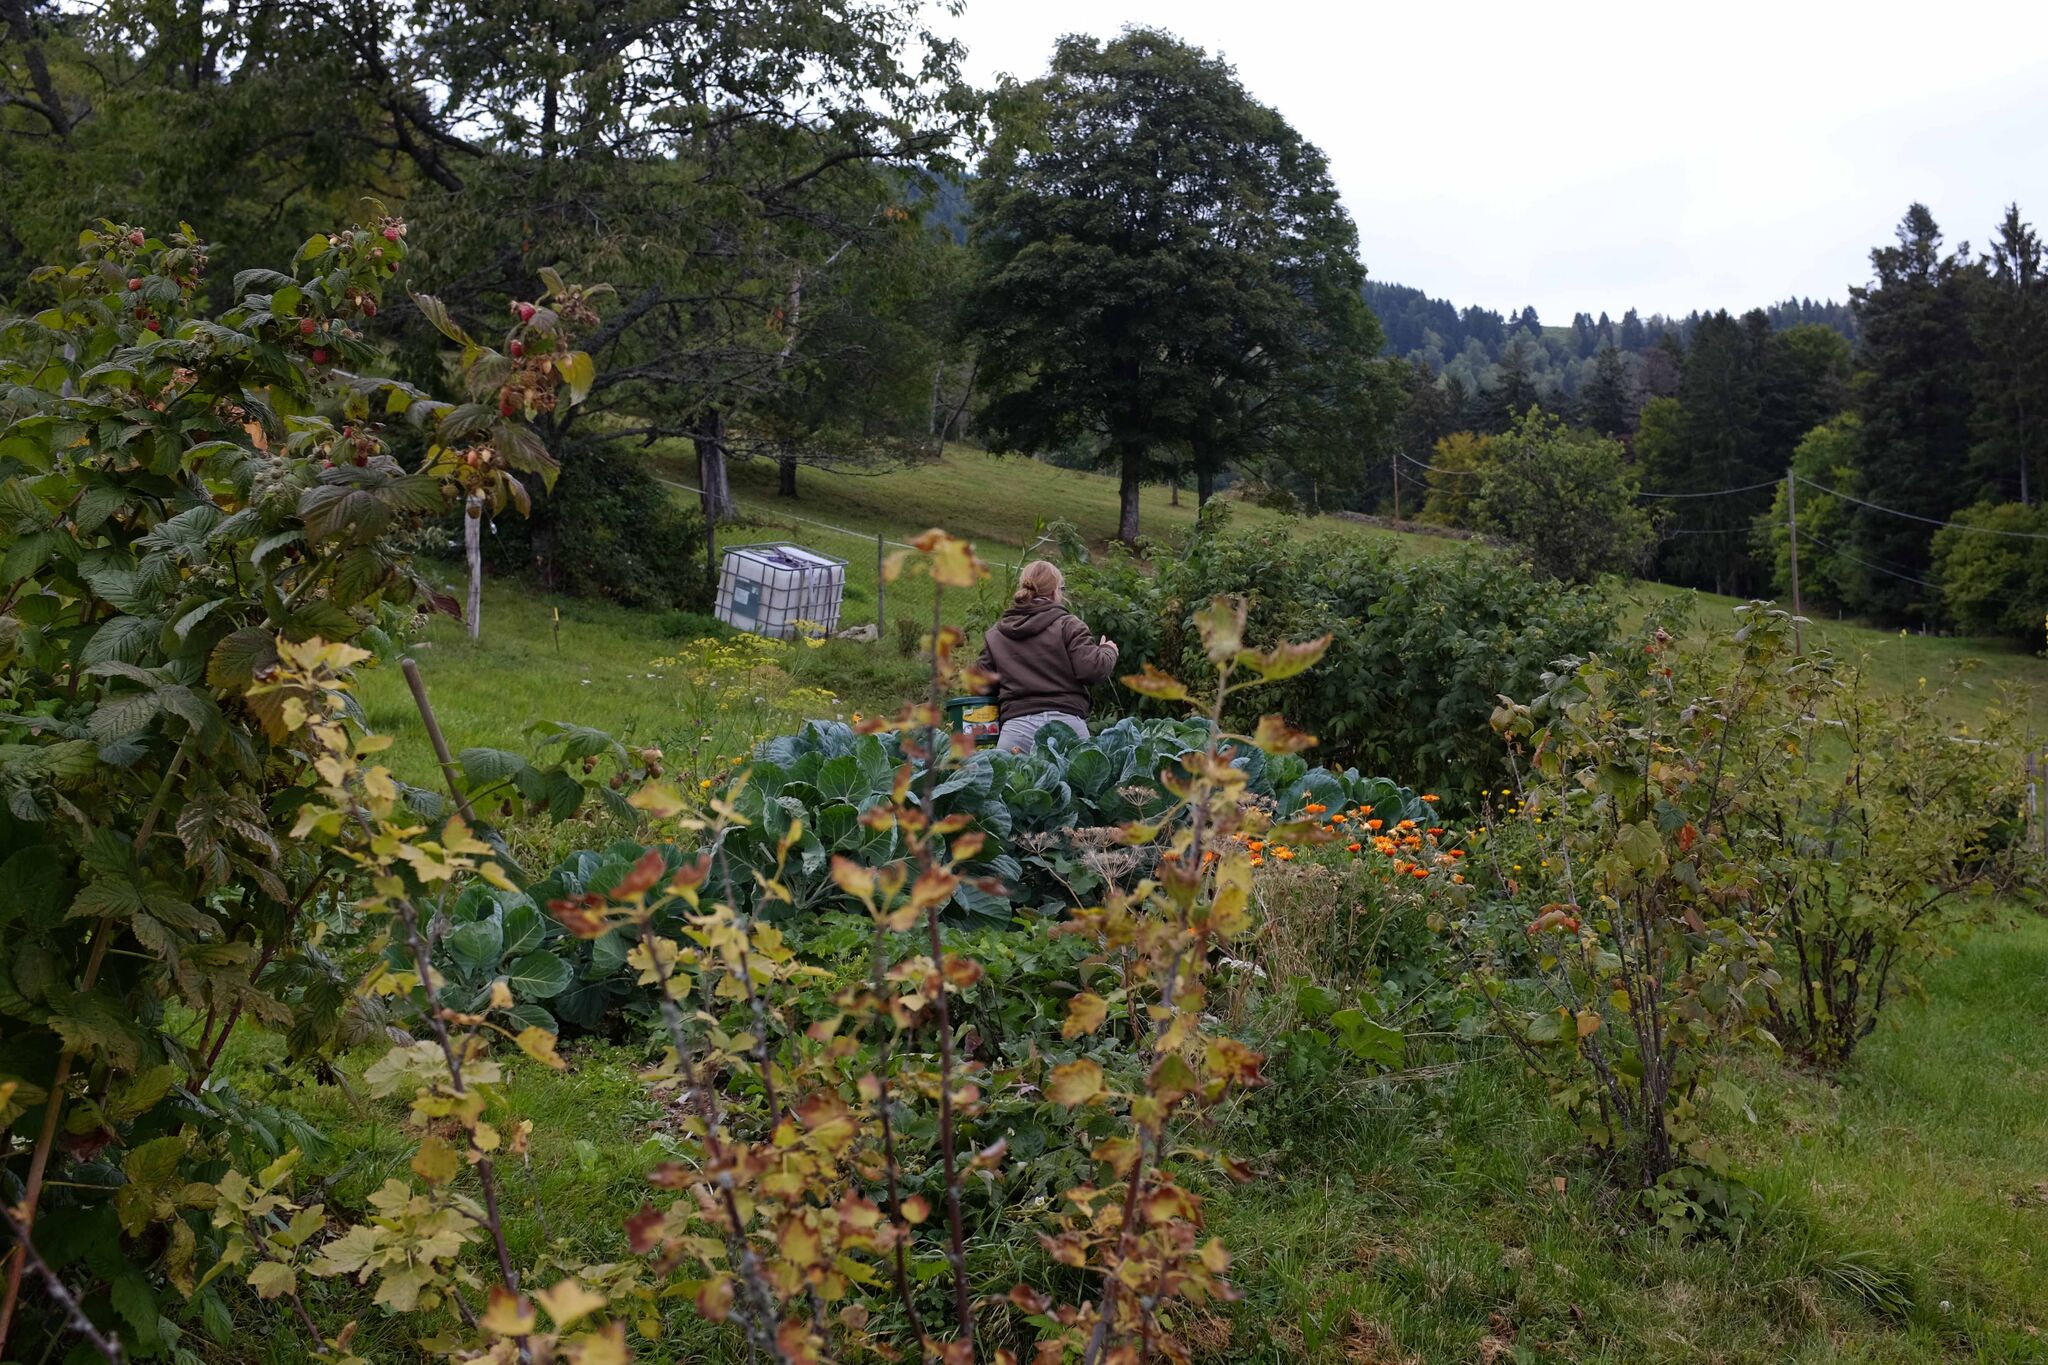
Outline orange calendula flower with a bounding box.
[1274,848,1295,861]
[1346,841,1362,853]
[1365,819,1383,831]
[1249,855,1263,867]
[1303,803,1326,815]
[1421,794,1439,803]
[1330,812,1347,824]
[1409,866,1430,879]
[1247,840,1265,852]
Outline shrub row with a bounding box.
[1059,507,1617,795]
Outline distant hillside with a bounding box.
[1361,279,1858,402]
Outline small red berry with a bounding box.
[363,301,377,317]
[387,261,398,273]
[145,319,160,333]
[127,278,142,291]
[517,302,536,323]
[300,317,316,335]
[311,348,329,365]
[383,226,400,242]
[321,458,335,469]
[509,340,524,358]
[127,229,145,247]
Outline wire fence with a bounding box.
[658,476,1049,640]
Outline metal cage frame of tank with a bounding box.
[713,542,848,640]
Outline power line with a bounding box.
[1796,474,2048,542]
[1637,478,1782,500]
[1800,532,1942,592]
[1397,450,1778,501]
[1396,451,1473,478]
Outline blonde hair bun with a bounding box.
[1014,560,1064,605]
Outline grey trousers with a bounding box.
[997,711,1088,754]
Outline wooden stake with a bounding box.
[402,657,477,827]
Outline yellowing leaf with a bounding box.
[514,1026,566,1070]
[695,1274,735,1321]
[1062,992,1110,1040]
[1241,634,1331,683]
[481,1286,537,1337]
[1120,664,1190,701]
[1046,1059,1104,1107]
[564,1322,629,1365]
[535,1277,607,1330]
[829,856,876,908]
[910,530,987,589]
[410,1136,461,1184]
[1249,714,1317,756]
[247,1260,296,1300]
[1575,1008,1603,1038]
[777,1216,823,1267]
[627,782,685,819]
[1194,596,1245,664]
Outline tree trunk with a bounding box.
[695,408,735,524]
[1117,445,1143,545]
[464,491,485,641]
[1168,470,1181,507]
[778,455,797,498]
[1197,465,1215,507]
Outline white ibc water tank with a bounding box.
[714,542,847,639]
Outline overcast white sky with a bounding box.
[936,0,2048,322]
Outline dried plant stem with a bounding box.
[0,1204,126,1364]
[919,583,974,1349]
[864,922,929,1345]
[0,740,193,1353]
[640,917,782,1359]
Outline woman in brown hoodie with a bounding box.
[976,561,1120,753]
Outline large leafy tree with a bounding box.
[969,28,1380,543]
[1472,410,1653,584]
[2,0,977,577]
[1846,203,1979,619]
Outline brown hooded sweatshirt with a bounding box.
[975,598,1119,722]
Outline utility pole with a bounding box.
[1785,471,1804,654]
[1391,451,1402,521]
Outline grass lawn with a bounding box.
[1194,913,2048,1363]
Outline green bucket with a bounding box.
[945,695,1001,749]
